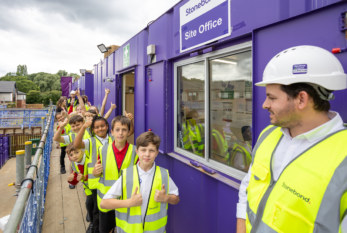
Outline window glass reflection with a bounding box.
[177,61,205,157]
[210,52,252,172]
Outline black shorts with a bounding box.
[99,210,115,233]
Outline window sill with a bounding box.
[166,152,241,190]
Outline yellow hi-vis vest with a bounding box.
[71,159,92,196]
[182,121,204,156]
[68,130,91,143]
[97,143,138,212]
[246,126,347,233]
[116,165,169,233]
[58,124,71,147]
[86,136,113,190]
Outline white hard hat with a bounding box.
[256,45,347,90]
[70,90,76,95]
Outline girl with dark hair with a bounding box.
[73,116,113,233]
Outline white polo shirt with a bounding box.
[104,163,179,223]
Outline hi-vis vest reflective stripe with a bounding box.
[246,126,347,233]
[58,124,71,147]
[116,165,169,233]
[71,161,92,196]
[97,143,138,212]
[86,136,113,190]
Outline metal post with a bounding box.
[41,117,45,134]
[15,150,25,193]
[24,141,32,173]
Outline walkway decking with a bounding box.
[0,142,88,233]
[41,143,88,233]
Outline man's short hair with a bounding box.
[280,83,330,112]
[69,114,84,125]
[136,131,161,150]
[111,115,131,131]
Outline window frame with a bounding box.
[174,41,252,180]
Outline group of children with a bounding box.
[53,89,179,233]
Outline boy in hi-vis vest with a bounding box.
[101,131,180,233]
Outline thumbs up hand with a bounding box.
[129,186,143,207]
[154,184,167,203]
[93,158,103,176]
[110,102,117,110]
[67,172,75,182]
[77,173,84,181]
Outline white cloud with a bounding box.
[0,0,181,76]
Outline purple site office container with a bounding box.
[74,1,347,232]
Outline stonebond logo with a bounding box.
[282,182,311,204]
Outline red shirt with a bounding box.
[68,164,88,185]
[112,141,129,170]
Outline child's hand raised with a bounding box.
[84,117,93,128]
[124,110,134,121]
[59,118,68,128]
[154,184,167,203]
[105,88,110,94]
[93,158,103,176]
[110,102,117,110]
[129,187,142,207]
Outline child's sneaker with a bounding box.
[69,184,75,189]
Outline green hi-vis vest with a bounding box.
[116,165,169,233]
[182,121,204,156]
[97,143,138,212]
[86,136,113,190]
[246,126,347,233]
[58,124,71,147]
[71,160,92,196]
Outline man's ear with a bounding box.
[296,91,310,110]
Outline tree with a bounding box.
[57,70,68,77]
[42,90,61,106]
[16,65,28,76]
[26,90,42,104]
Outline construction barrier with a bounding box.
[0,109,49,129]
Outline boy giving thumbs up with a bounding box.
[100,131,180,233]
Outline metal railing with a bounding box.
[4,106,55,233]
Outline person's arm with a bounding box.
[154,184,180,205]
[73,118,92,149]
[124,111,134,136]
[99,88,110,117]
[104,102,116,120]
[236,164,252,233]
[100,186,143,209]
[76,89,86,113]
[236,219,246,233]
[53,118,68,143]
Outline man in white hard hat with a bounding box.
[67,90,79,113]
[236,45,347,233]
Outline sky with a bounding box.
[0,0,181,77]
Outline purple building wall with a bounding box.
[86,1,347,232]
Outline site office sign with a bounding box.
[180,0,231,53]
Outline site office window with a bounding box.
[174,42,252,179]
